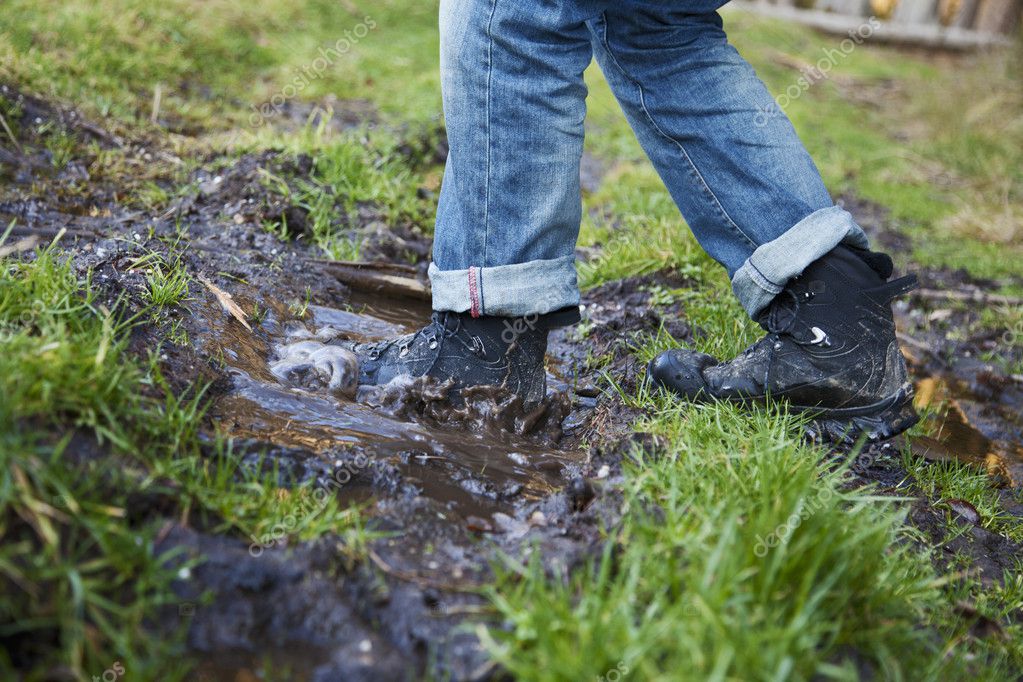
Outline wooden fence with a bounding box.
[736,0,1022,47]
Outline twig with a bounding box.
[913,287,1023,306]
[368,549,479,593]
[0,235,41,258]
[197,273,252,331]
[150,83,163,125]
[0,110,23,154]
[313,259,431,301]
[896,331,940,357]
[155,150,184,166]
[310,258,418,275]
[7,224,94,240]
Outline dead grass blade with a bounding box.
[197,273,252,330]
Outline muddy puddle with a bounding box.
[204,291,586,519]
[909,373,1023,486]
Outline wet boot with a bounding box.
[345,307,580,405]
[648,245,919,443]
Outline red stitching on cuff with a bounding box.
[468,267,480,318]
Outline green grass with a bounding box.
[138,250,191,308]
[250,122,434,258]
[485,405,947,681]
[0,229,368,679]
[0,0,441,130]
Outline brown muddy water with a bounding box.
[910,374,1023,486]
[204,291,585,519]
[164,285,608,680]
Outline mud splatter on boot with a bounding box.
[343,307,580,405]
[648,245,919,443]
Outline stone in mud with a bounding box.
[943,498,982,526]
[269,340,359,398]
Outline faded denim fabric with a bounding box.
[431,0,869,318]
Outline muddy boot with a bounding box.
[346,307,579,405]
[648,245,919,442]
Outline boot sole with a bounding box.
[792,383,919,445]
[648,357,919,445]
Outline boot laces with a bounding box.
[380,312,489,357]
[745,284,819,356]
[764,288,802,336]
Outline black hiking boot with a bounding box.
[345,307,580,405]
[648,245,920,443]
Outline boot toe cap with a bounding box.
[647,349,717,399]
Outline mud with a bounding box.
[170,282,638,679]
[4,81,1023,680]
[2,80,645,679]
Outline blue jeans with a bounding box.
[429,0,870,320]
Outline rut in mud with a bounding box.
[3,81,1023,680]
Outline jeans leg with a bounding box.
[432,0,599,317]
[587,7,869,318]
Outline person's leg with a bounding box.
[430,0,600,317]
[345,0,600,403]
[587,3,868,319]
[588,4,918,441]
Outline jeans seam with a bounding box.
[596,14,758,251]
[749,259,781,290]
[483,0,498,266]
[747,260,782,293]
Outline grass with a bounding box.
[1,1,1022,679]
[485,405,947,681]
[0,0,440,129]
[250,122,434,258]
[0,228,368,679]
[135,250,191,308]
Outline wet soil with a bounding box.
[2,82,654,679]
[3,82,1022,679]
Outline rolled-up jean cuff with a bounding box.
[429,256,580,317]
[731,206,870,319]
